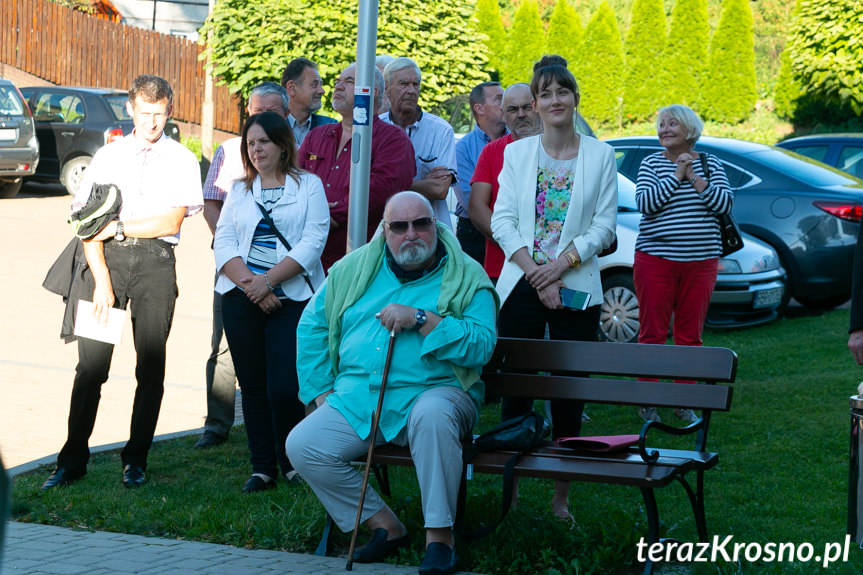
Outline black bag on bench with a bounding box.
[457,411,549,539]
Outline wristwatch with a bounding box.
[114,221,125,242]
[414,308,427,330]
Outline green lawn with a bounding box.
[11,308,863,574]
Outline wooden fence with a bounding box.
[0,0,242,133]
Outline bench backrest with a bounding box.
[482,338,736,413]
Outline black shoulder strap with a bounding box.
[699,152,710,181]
[256,202,315,294]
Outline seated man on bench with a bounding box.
[286,191,498,575]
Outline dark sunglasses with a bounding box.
[385,216,435,235]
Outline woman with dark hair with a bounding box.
[634,104,733,423]
[214,112,329,492]
[491,55,617,519]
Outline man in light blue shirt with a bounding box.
[286,192,498,575]
[454,82,506,264]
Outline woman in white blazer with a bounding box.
[490,55,617,519]
[214,112,329,493]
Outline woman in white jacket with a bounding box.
[491,56,617,519]
[214,112,329,493]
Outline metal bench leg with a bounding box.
[640,487,659,575]
[371,463,391,497]
[675,470,708,542]
[315,513,335,556]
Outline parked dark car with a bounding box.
[19,86,181,195]
[608,136,863,309]
[0,78,39,198]
[776,134,863,180]
[598,174,786,343]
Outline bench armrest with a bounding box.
[638,418,704,463]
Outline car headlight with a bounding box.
[717,258,741,274]
[749,253,780,273]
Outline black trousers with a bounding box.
[498,277,601,439]
[58,238,178,471]
[456,217,486,265]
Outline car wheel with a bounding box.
[795,293,851,310]
[0,179,23,199]
[599,273,640,343]
[60,156,91,196]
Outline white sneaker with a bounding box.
[638,407,661,422]
[674,408,699,423]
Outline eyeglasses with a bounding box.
[385,217,435,235]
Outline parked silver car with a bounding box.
[0,78,39,198]
[598,174,786,343]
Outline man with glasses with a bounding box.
[286,191,498,575]
[381,57,458,229]
[298,63,415,272]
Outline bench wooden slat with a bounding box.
[484,374,733,411]
[486,338,737,383]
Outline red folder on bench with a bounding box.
[555,434,640,453]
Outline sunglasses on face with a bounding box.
[385,216,436,235]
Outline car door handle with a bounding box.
[61,131,76,137]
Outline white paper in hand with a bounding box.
[74,300,125,345]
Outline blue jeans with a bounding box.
[221,288,306,477]
[58,238,178,471]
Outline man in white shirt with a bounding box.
[42,74,203,491]
[380,57,457,229]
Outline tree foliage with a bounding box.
[546,0,583,77]
[773,48,801,120]
[699,0,757,122]
[476,0,507,81]
[502,0,546,85]
[787,0,863,115]
[580,1,625,126]
[665,0,709,110]
[622,0,666,121]
[201,0,489,107]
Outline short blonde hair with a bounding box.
[656,104,704,146]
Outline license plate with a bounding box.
[0,128,16,141]
[754,287,783,309]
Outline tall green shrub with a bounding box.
[787,0,863,115]
[476,0,507,81]
[201,0,489,107]
[622,0,667,122]
[580,1,624,126]
[546,0,583,79]
[773,48,802,120]
[665,0,709,110]
[699,0,757,123]
[502,0,546,85]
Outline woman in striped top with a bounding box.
[214,112,329,492]
[633,104,733,423]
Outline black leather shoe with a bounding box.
[242,475,277,493]
[419,542,458,575]
[41,467,86,491]
[122,464,147,488]
[193,430,227,450]
[352,528,411,563]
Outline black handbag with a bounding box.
[699,154,743,257]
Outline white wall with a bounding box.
[111,0,208,40]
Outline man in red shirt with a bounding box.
[468,83,542,281]
[298,64,415,271]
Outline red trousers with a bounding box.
[633,251,718,347]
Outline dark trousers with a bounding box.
[204,275,236,437]
[497,277,601,439]
[58,239,178,471]
[456,217,486,265]
[221,288,306,478]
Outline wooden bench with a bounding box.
[319,337,737,575]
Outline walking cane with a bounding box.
[346,328,396,571]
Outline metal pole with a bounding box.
[346,329,396,571]
[346,0,379,254]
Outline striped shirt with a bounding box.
[247,186,287,298]
[635,151,733,261]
